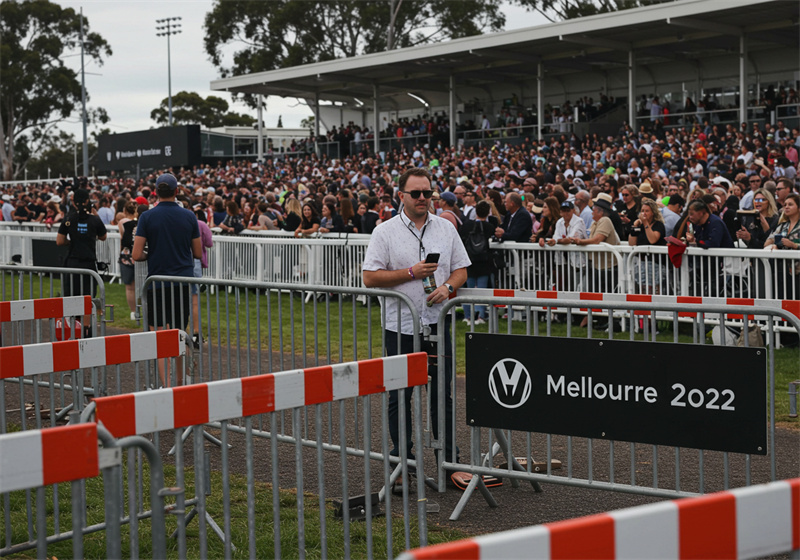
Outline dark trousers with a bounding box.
[384,320,458,465]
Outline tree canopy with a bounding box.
[150,91,256,128]
[518,0,673,22]
[0,0,111,180]
[203,0,507,78]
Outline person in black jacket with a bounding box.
[494,192,532,242]
[56,188,107,298]
[459,200,498,324]
[56,188,107,337]
[319,203,345,233]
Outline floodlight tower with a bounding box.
[155,17,182,126]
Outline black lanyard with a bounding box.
[399,208,430,261]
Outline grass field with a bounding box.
[3,462,463,559]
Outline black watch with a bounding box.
[444,282,454,293]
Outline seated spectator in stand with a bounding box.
[736,188,778,248]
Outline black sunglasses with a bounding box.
[405,190,433,199]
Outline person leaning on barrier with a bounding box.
[736,188,778,249]
[573,192,620,295]
[362,167,470,474]
[685,200,735,249]
[765,193,800,250]
[661,194,684,237]
[132,173,202,387]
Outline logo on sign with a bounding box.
[488,358,531,409]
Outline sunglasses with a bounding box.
[405,190,433,199]
[754,198,767,202]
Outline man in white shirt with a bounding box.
[362,167,470,469]
[1,195,14,222]
[540,200,587,290]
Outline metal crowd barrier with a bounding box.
[0,421,168,559]
[0,330,184,556]
[400,478,800,560]
[434,292,800,519]
[83,352,430,558]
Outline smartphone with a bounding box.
[425,253,440,264]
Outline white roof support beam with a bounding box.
[666,17,741,37]
[739,34,747,125]
[559,34,631,52]
[257,94,264,162]
[449,74,456,152]
[628,50,636,129]
[537,62,543,142]
[373,84,380,157]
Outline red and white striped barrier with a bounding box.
[400,478,800,560]
[457,288,800,321]
[0,330,184,379]
[93,352,429,438]
[0,296,93,323]
[0,424,99,493]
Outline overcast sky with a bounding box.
[58,1,547,138]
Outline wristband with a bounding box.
[408,266,415,279]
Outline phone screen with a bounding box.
[425,253,440,264]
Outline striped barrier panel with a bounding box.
[456,288,800,321]
[0,296,93,323]
[0,329,185,379]
[400,478,800,560]
[92,352,429,438]
[0,423,99,493]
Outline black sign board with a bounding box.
[466,334,766,455]
[97,125,201,172]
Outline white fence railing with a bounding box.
[3,223,799,303]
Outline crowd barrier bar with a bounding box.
[85,352,431,558]
[4,228,800,311]
[399,477,800,560]
[433,293,800,518]
[0,330,183,556]
[0,422,168,559]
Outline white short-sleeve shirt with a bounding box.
[362,211,471,334]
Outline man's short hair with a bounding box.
[668,194,685,208]
[778,177,794,191]
[475,200,490,219]
[366,196,380,210]
[398,168,432,191]
[688,200,709,214]
[506,192,522,207]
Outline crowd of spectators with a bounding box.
[3,117,800,256]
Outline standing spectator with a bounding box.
[740,174,762,210]
[56,188,107,337]
[294,202,320,238]
[132,173,202,386]
[117,201,139,319]
[362,197,381,234]
[661,194,684,237]
[685,200,735,249]
[219,200,244,235]
[438,191,462,229]
[362,167,469,473]
[575,190,593,236]
[192,209,214,347]
[319,203,344,234]
[494,192,532,242]
[1,194,13,221]
[459,200,496,324]
[97,197,114,225]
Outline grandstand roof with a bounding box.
[210,0,799,112]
